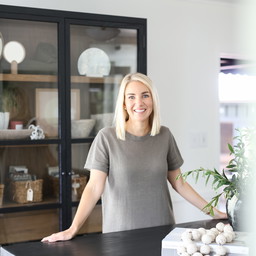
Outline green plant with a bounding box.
[178,127,256,216]
[2,87,19,112]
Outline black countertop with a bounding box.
[1,219,227,256]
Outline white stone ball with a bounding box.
[192,229,201,240]
[223,232,233,243]
[210,227,220,236]
[201,234,212,244]
[192,253,203,256]
[200,244,211,254]
[198,227,207,235]
[177,245,187,255]
[216,222,225,232]
[223,224,233,233]
[215,234,227,245]
[186,243,198,254]
[206,230,216,241]
[215,245,227,255]
[181,231,193,241]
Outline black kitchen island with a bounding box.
[1,219,227,256]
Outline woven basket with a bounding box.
[50,175,88,199]
[9,179,43,204]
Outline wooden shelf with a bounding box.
[0,73,57,82]
[0,73,122,84]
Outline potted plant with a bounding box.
[178,127,256,230]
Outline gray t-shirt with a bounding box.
[84,126,184,233]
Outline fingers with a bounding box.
[41,233,59,243]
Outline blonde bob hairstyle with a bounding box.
[114,72,161,140]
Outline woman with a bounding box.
[42,72,226,242]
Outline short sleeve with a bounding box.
[167,130,184,171]
[84,129,110,174]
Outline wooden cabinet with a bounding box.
[0,4,146,244]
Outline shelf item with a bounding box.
[77,47,111,77]
[0,129,32,140]
[3,41,26,64]
[71,119,95,138]
[91,113,114,133]
[3,41,26,74]
[35,88,80,137]
[9,179,43,204]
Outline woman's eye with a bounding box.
[143,94,150,98]
[128,95,135,99]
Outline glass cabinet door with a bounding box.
[0,17,60,244]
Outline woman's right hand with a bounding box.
[41,228,75,243]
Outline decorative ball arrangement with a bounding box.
[177,222,235,256]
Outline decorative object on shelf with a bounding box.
[178,127,256,231]
[8,166,43,204]
[29,124,45,140]
[91,112,114,134]
[0,32,3,59]
[9,179,43,204]
[0,112,10,129]
[36,88,80,137]
[71,119,96,138]
[3,41,26,74]
[9,120,23,130]
[77,47,111,77]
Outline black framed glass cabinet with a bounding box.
[0,5,146,244]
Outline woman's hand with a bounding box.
[212,208,228,219]
[41,228,74,243]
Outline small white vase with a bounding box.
[0,112,10,129]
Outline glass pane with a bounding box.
[71,143,90,202]
[0,18,58,138]
[70,25,137,138]
[0,209,59,244]
[72,204,102,234]
[0,144,59,207]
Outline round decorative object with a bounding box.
[200,244,211,254]
[0,32,3,59]
[77,47,111,77]
[223,224,233,233]
[216,222,225,232]
[201,234,212,245]
[3,41,26,63]
[186,243,197,254]
[215,234,227,245]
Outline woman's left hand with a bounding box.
[212,208,228,219]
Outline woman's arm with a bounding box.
[41,169,107,242]
[167,168,227,219]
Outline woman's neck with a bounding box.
[125,121,150,137]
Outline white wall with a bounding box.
[0,0,252,223]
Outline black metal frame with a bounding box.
[0,4,147,232]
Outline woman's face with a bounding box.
[124,81,153,123]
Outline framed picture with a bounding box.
[36,88,80,137]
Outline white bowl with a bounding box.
[71,119,95,138]
[91,113,114,133]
